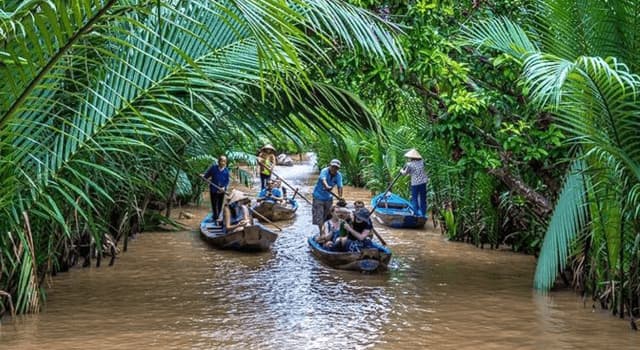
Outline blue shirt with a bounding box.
[203,164,229,192]
[258,187,283,200]
[313,167,343,201]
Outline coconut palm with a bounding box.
[463,0,640,316]
[0,0,403,314]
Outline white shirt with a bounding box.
[403,160,428,186]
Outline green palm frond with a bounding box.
[534,160,588,290]
[461,16,538,60]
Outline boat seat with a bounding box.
[377,201,408,209]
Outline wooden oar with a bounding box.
[327,190,387,246]
[247,207,283,231]
[257,157,312,205]
[199,176,283,231]
[368,169,405,217]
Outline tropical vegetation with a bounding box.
[0,0,403,316]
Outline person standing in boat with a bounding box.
[202,155,230,222]
[312,159,344,235]
[400,149,428,217]
[223,190,253,233]
[257,144,277,190]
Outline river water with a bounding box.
[0,160,637,349]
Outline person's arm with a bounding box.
[319,169,332,190]
[241,205,252,225]
[223,206,232,230]
[221,169,230,192]
[345,223,369,241]
[337,173,344,198]
[203,165,214,179]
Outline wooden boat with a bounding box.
[252,197,298,221]
[199,214,277,251]
[276,153,294,166]
[370,192,426,228]
[307,236,392,272]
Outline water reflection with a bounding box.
[0,158,638,349]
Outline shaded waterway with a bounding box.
[1,159,637,349]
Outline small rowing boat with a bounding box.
[252,197,298,221]
[199,214,277,251]
[307,235,392,272]
[370,192,426,228]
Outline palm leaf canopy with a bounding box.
[0,0,404,313]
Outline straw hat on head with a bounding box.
[261,144,276,152]
[226,189,249,205]
[404,148,422,159]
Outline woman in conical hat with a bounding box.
[223,190,252,232]
[400,148,428,217]
[258,144,277,190]
[404,148,422,159]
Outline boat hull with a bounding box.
[252,198,298,221]
[307,236,392,272]
[370,193,426,228]
[200,214,277,251]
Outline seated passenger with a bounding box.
[223,190,253,233]
[257,180,283,203]
[316,205,342,249]
[334,208,373,252]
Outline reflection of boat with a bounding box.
[307,236,392,272]
[199,214,277,251]
[370,192,426,228]
[252,197,298,221]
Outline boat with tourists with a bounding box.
[252,197,299,221]
[199,214,277,251]
[370,192,426,228]
[307,235,392,272]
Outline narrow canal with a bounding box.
[0,159,637,349]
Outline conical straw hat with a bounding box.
[261,144,276,152]
[226,189,249,204]
[404,148,422,159]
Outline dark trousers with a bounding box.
[210,191,225,221]
[260,173,271,189]
[411,183,427,217]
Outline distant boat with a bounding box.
[199,214,277,251]
[370,192,426,228]
[276,153,294,166]
[307,236,392,272]
[252,197,298,221]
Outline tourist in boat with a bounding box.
[334,207,373,252]
[202,155,230,222]
[257,144,277,190]
[400,148,428,217]
[223,190,253,233]
[312,159,343,235]
[257,180,283,203]
[316,205,342,249]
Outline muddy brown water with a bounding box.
[0,160,637,349]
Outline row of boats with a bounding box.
[199,191,426,272]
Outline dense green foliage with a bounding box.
[465,0,640,319]
[313,0,567,252]
[0,0,402,315]
[313,0,640,322]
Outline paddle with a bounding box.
[368,169,405,217]
[199,176,283,231]
[257,157,312,205]
[327,190,387,246]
